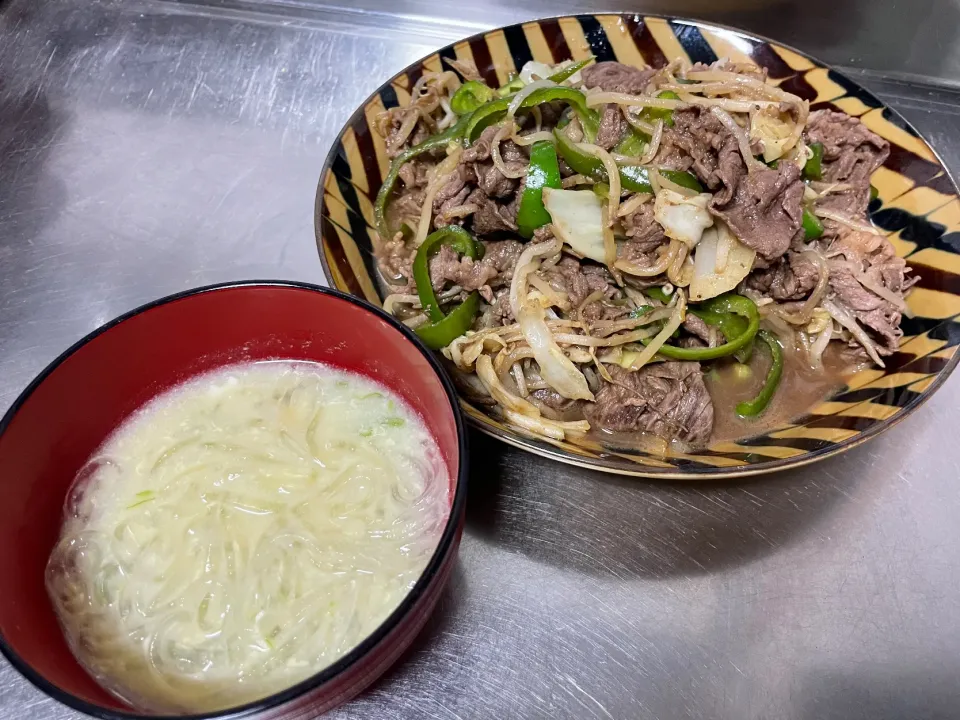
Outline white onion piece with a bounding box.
[654,189,714,249]
[519,60,554,84]
[476,355,541,416]
[710,107,767,172]
[690,223,756,302]
[518,302,595,400]
[542,188,607,263]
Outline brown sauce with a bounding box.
[706,340,852,445]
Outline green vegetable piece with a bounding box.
[870,184,879,202]
[612,129,646,158]
[802,208,824,240]
[639,90,680,127]
[630,305,653,319]
[451,81,494,115]
[647,293,760,361]
[660,169,704,193]
[735,330,783,417]
[592,182,610,200]
[804,141,823,180]
[690,307,753,363]
[517,140,562,237]
[413,226,484,322]
[467,87,600,144]
[415,292,481,350]
[554,129,653,193]
[373,111,475,241]
[496,77,525,97]
[383,417,406,427]
[548,56,594,83]
[359,428,373,437]
[644,286,671,304]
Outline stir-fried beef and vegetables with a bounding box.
[372,57,916,450]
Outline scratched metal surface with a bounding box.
[2,1,960,719]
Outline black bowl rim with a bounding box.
[313,11,960,480]
[0,280,470,720]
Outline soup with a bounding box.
[46,361,450,714]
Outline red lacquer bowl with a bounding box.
[0,281,468,719]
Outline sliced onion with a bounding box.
[654,189,714,248]
[476,354,541,416]
[512,130,555,146]
[518,303,595,400]
[601,205,616,265]
[509,237,562,318]
[503,409,591,442]
[528,273,570,309]
[519,61,554,84]
[508,79,556,118]
[651,168,698,198]
[623,289,686,371]
[824,299,885,368]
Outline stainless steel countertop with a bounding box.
[2,1,960,718]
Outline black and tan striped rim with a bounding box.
[315,14,960,479]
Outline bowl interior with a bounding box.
[316,13,960,478]
[0,283,461,715]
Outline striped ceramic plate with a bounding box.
[315,14,960,478]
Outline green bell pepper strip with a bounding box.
[373,111,475,241]
[467,87,600,143]
[645,293,760,361]
[639,90,680,127]
[450,81,494,115]
[802,208,824,240]
[412,226,484,323]
[660,168,704,193]
[803,141,823,180]
[688,307,753,363]
[416,292,482,350]
[735,330,783,417]
[612,129,647,158]
[555,129,651,193]
[517,140,562,237]
[869,184,879,202]
[548,56,594,83]
[497,77,524,96]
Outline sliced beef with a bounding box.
[529,389,584,420]
[596,104,628,150]
[667,108,743,197]
[540,257,619,308]
[747,251,821,301]
[585,364,714,444]
[429,239,524,291]
[581,62,657,94]
[398,159,431,190]
[379,235,414,284]
[390,189,424,223]
[827,229,917,354]
[711,162,805,262]
[804,110,890,187]
[682,313,714,345]
[620,201,668,258]
[468,188,519,234]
